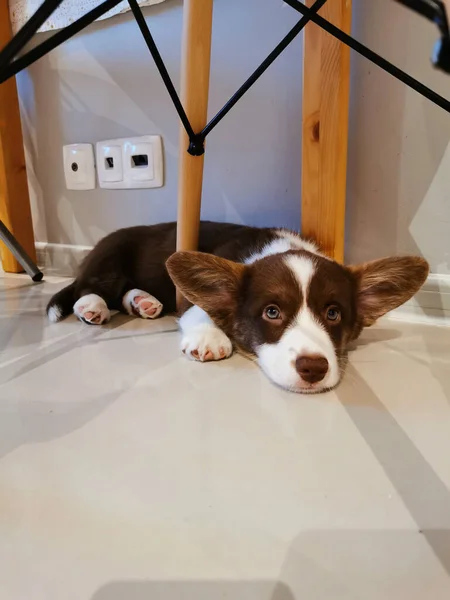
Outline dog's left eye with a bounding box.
[263,305,281,321]
[326,306,341,322]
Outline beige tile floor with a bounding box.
[1,273,450,600]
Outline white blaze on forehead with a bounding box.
[284,254,315,299]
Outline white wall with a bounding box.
[17,0,303,248]
[17,0,450,273]
[347,0,450,273]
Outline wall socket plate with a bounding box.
[96,135,163,189]
[63,144,96,190]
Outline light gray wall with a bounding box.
[347,0,450,273]
[17,0,450,273]
[17,0,303,248]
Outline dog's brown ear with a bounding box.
[350,256,429,327]
[166,251,245,325]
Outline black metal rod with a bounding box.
[0,0,64,70]
[127,0,197,141]
[394,0,449,37]
[0,221,43,282]
[0,0,123,85]
[201,0,328,139]
[284,0,450,113]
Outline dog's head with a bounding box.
[166,250,428,393]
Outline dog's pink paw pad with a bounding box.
[73,295,111,326]
[122,289,163,319]
[137,299,159,317]
[203,349,214,362]
[80,308,107,325]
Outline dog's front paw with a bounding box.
[181,327,233,362]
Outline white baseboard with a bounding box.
[36,242,92,277]
[388,273,450,327]
[35,242,450,327]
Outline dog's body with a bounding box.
[47,221,429,393]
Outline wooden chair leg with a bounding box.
[301,0,352,262]
[176,0,214,253]
[0,0,37,273]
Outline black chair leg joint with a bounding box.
[187,137,206,156]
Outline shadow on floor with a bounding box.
[90,526,450,600]
[92,581,294,600]
[336,366,450,577]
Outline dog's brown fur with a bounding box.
[47,222,282,320]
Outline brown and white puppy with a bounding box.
[47,221,429,393]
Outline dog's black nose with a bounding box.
[295,355,329,384]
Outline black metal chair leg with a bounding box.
[0,221,43,282]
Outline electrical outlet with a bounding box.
[96,135,163,189]
[63,144,96,190]
[97,143,123,183]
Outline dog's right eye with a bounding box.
[263,305,282,321]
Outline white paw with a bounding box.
[122,289,163,319]
[73,294,110,325]
[181,326,233,362]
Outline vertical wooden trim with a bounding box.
[176,0,214,252]
[0,0,36,272]
[302,0,352,262]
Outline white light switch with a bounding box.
[63,144,95,190]
[96,135,163,189]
